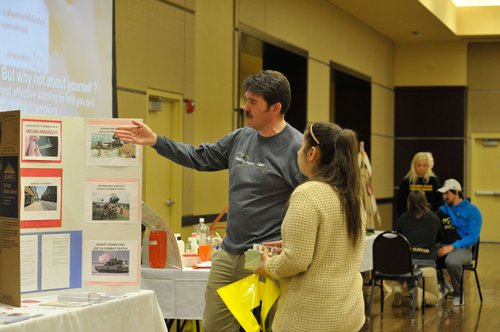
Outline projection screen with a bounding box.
[0,0,113,118]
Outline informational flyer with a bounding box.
[86,119,141,167]
[21,119,62,163]
[20,168,62,228]
[20,234,39,293]
[84,179,140,223]
[84,240,139,285]
[41,232,70,290]
[20,231,82,293]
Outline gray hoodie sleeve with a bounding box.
[152,130,239,171]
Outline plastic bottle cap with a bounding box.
[199,218,205,223]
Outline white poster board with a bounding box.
[17,114,142,295]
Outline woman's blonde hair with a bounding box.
[404,152,433,183]
[424,151,436,174]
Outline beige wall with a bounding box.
[113,1,500,238]
[394,40,500,216]
[235,0,396,229]
[114,0,399,231]
[115,0,195,233]
[458,7,500,36]
[115,0,416,231]
[466,43,500,196]
[236,0,396,207]
[395,41,467,86]
[193,0,234,216]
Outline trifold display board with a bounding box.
[0,110,142,306]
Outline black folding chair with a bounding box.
[460,240,483,305]
[368,231,425,321]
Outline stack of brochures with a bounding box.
[40,292,124,308]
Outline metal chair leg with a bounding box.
[368,277,375,319]
[380,280,384,316]
[166,319,175,330]
[411,284,417,321]
[474,270,483,302]
[422,277,425,316]
[460,268,465,305]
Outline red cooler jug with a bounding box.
[149,229,167,268]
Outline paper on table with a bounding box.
[194,261,212,269]
[39,301,93,308]
[0,313,31,325]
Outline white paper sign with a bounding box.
[41,233,70,290]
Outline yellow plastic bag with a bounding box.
[260,277,280,331]
[217,274,280,332]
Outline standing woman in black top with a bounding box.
[396,152,443,218]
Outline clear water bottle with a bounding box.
[197,218,211,261]
[211,232,220,253]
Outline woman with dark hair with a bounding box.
[256,122,366,331]
[394,190,444,307]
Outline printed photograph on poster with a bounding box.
[93,250,129,275]
[84,179,140,223]
[20,168,62,228]
[84,240,138,284]
[92,191,130,221]
[21,119,62,163]
[86,119,141,166]
[24,185,57,211]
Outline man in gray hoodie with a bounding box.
[115,70,305,331]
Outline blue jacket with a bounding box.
[439,199,482,249]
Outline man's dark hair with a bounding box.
[242,70,291,114]
[449,189,464,199]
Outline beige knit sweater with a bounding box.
[265,181,366,332]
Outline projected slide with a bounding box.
[0,0,112,118]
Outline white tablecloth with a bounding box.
[141,232,381,320]
[360,231,381,272]
[141,267,210,320]
[0,290,166,332]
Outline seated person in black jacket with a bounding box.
[394,190,444,307]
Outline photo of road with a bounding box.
[24,185,57,211]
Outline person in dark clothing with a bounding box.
[396,152,443,218]
[393,190,444,307]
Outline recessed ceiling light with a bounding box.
[452,0,500,6]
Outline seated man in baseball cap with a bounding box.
[436,179,482,306]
